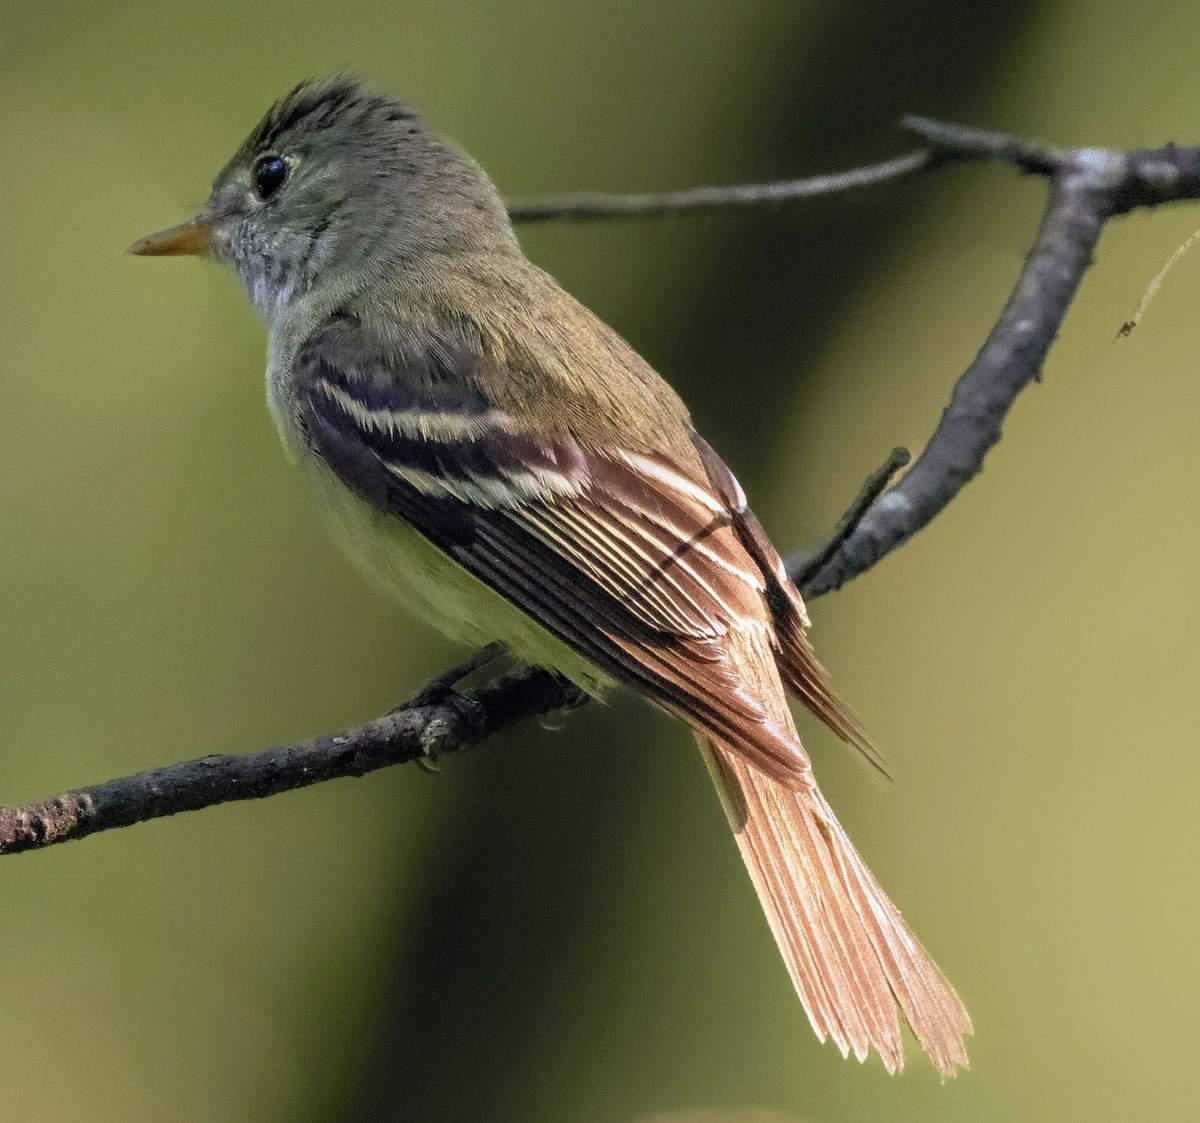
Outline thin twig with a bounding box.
[900,115,1069,175]
[1115,225,1200,339]
[786,447,911,588]
[7,118,1200,857]
[507,150,938,223]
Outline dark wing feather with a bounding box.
[692,435,891,778]
[296,316,812,787]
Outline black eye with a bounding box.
[252,155,288,200]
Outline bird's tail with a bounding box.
[698,735,972,1079]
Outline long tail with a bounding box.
[698,735,972,1079]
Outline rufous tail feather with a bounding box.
[698,735,972,1078]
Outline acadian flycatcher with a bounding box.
[130,74,970,1076]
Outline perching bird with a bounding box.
[130,74,971,1077]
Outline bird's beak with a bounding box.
[127,216,215,258]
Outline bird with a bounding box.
[130,73,971,1077]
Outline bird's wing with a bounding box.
[691,435,889,778]
[293,314,812,787]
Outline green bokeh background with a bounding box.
[4,2,1200,1120]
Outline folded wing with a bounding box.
[294,314,813,787]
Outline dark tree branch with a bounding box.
[6,118,1200,857]
[800,161,1113,593]
[0,665,574,856]
[801,133,1200,595]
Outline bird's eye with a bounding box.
[252,155,289,200]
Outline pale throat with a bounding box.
[228,217,347,333]
[234,250,315,332]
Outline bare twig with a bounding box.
[1115,224,1200,339]
[506,150,939,222]
[0,664,572,855]
[900,115,1069,175]
[787,447,911,588]
[7,118,1200,857]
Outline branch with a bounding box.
[786,447,912,587]
[800,125,1200,594]
[506,150,940,222]
[0,665,569,856]
[7,119,1200,857]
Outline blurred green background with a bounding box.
[3,1,1200,1119]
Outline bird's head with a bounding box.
[130,74,513,326]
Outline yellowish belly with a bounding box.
[303,457,611,697]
